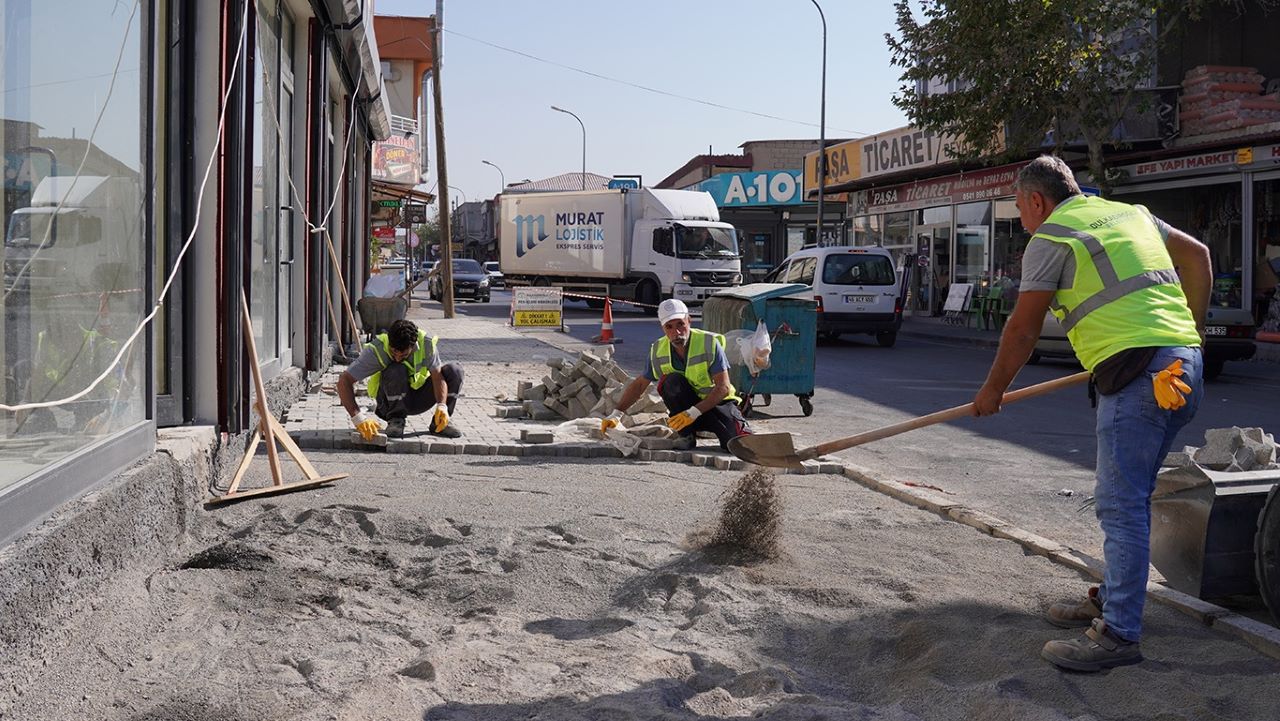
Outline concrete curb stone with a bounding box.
[828,459,1280,662]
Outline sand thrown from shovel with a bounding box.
[709,466,783,558]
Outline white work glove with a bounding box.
[351,411,384,441]
[600,410,624,434]
[667,406,703,432]
[432,403,451,433]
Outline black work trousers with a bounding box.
[375,362,464,421]
[656,373,751,451]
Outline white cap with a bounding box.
[657,298,690,324]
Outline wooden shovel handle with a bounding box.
[803,370,1091,459]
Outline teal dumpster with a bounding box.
[702,283,818,417]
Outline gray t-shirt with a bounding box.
[1019,196,1172,292]
[345,340,441,382]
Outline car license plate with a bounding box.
[1204,325,1227,336]
[844,295,874,303]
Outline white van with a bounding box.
[764,245,903,346]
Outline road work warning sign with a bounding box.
[511,287,563,328]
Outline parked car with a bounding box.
[763,245,903,346]
[428,258,491,303]
[1030,307,1256,379]
[483,261,505,289]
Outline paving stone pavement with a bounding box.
[281,299,803,472]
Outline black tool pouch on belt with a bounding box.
[1092,346,1159,396]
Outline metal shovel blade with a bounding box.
[727,432,806,469]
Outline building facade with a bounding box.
[0,0,390,545]
[805,5,1280,321]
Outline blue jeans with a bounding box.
[1094,345,1203,642]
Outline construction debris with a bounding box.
[501,347,668,425]
[1164,426,1279,472]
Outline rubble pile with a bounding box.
[1164,426,1279,472]
[497,348,668,425]
[1179,65,1280,137]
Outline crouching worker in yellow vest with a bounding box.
[602,299,752,451]
[337,319,464,440]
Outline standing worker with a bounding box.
[972,156,1211,672]
[337,319,464,440]
[602,299,751,451]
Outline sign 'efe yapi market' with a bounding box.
[851,161,1028,216]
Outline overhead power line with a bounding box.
[443,28,867,136]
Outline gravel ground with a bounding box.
[4,453,1277,720]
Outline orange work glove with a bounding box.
[667,406,703,431]
[1152,359,1193,410]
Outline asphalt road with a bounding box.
[430,289,1280,559]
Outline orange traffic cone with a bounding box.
[592,296,621,344]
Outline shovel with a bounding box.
[727,371,1090,468]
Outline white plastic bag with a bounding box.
[745,320,772,376]
[553,418,644,457]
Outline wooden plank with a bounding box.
[268,415,322,479]
[241,290,284,486]
[225,430,261,496]
[208,474,347,506]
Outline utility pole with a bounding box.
[811,0,828,247]
[431,0,455,317]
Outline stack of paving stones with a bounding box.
[1164,426,1279,472]
[497,348,668,426]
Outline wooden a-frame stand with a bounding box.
[209,291,348,505]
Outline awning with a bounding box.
[323,0,392,140]
[372,180,435,204]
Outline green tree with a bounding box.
[885,1,1270,193]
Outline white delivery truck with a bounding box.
[498,188,742,310]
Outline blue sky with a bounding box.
[373,0,907,203]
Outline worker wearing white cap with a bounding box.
[601,298,751,450]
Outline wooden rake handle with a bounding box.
[803,371,1091,460]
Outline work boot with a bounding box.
[672,435,696,451]
[1046,586,1103,628]
[430,423,462,439]
[385,418,406,439]
[1041,618,1142,672]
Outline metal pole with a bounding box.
[482,159,505,192]
[431,0,455,317]
[551,105,586,189]
[811,0,827,246]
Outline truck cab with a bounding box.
[629,189,741,306]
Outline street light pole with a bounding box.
[550,105,586,190]
[810,0,828,246]
[481,159,505,193]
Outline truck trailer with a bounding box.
[498,188,742,310]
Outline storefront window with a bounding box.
[1253,178,1280,326]
[251,0,282,363]
[1117,182,1243,309]
[853,214,881,247]
[915,205,951,315]
[1,1,146,490]
[954,201,991,287]
[992,198,1028,302]
[743,231,772,278]
[883,211,913,284]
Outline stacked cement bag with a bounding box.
[499,349,668,425]
[1180,65,1280,137]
